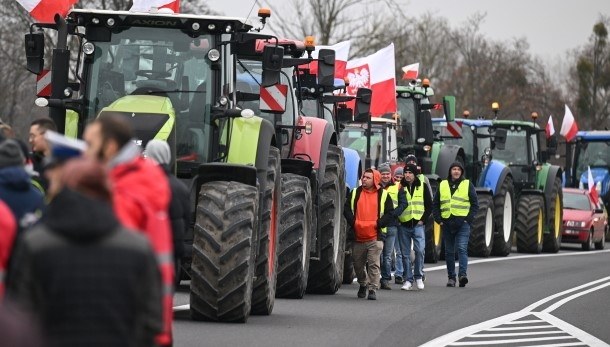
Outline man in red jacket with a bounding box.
[0,199,16,299]
[83,114,173,346]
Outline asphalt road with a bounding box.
[172,244,610,347]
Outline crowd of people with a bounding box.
[344,154,479,300]
[0,115,189,347]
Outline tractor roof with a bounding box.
[575,130,610,141]
[396,85,434,97]
[431,118,492,127]
[492,119,540,129]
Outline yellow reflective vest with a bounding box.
[399,179,426,222]
[385,182,400,208]
[439,179,471,218]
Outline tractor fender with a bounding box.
[539,164,562,202]
[475,187,493,197]
[292,116,335,179]
[281,158,314,179]
[342,147,362,190]
[479,160,511,195]
[435,144,465,179]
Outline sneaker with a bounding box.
[357,285,367,298]
[368,290,377,300]
[401,281,413,291]
[447,278,456,287]
[395,276,404,285]
[380,280,392,290]
[416,278,425,290]
[459,276,468,288]
[422,274,426,282]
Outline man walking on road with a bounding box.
[344,169,395,300]
[398,163,432,291]
[432,161,478,288]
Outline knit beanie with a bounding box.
[144,139,171,165]
[405,154,418,165]
[378,163,391,174]
[393,166,404,176]
[404,163,418,175]
[0,139,25,168]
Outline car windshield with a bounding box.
[491,128,529,165]
[563,192,591,210]
[340,125,384,166]
[575,141,610,179]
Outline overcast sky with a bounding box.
[206,0,609,61]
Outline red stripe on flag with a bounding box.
[160,0,180,12]
[370,78,397,116]
[29,0,78,23]
[564,123,578,142]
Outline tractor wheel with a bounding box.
[307,145,347,294]
[275,173,312,299]
[515,195,544,254]
[542,177,563,253]
[251,147,281,315]
[342,240,355,284]
[583,229,594,251]
[491,176,515,256]
[468,194,494,257]
[190,181,257,322]
[595,229,605,250]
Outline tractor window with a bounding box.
[396,97,416,145]
[340,126,384,168]
[575,141,610,180]
[530,133,539,162]
[492,128,528,165]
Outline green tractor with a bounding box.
[25,9,303,322]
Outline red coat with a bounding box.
[0,200,16,299]
[110,156,174,346]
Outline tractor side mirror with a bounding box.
[494,128,507,150]
[317,49,335,91]
[547,134,558,155]
[354,88,372,122]
[336,106,353,123]
[25,32,45,75]
[443,95,456,122]
[417,110,434,146]
[261,45,284,87]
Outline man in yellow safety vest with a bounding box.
[432,161,478,288]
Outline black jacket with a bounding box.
[7,189,162,347]
[162,165,190,260]
[400,175,433,228]
[432,162,479,229]
[344,186,395,241]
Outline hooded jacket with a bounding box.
[0,166,44,231]
[0,200,16,299]
[432,161,479,228]
[7,189,162,347]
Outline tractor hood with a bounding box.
[579,167,610,196]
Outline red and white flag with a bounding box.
[16,0,78,23]
[401,62,419,80]
[308,40,351,79]
[131,0,180,12]
[588,166,599,204]
[560,104,578,142]
[345,43,397,116]
[545,115,555,139]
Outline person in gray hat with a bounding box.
[0,139,44,233]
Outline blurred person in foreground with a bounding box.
[344,168,395,300]
[144,139,190,285]
[0,200,16,300]
[83,113,173,346]
[7,157,162,347]
[28,118,57,191]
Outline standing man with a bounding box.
[344,169,395,300]
[432,161,478,288]
[391,166,406,284]
[28,118,57,191]
[377,164,407,290]
[83,114,173,346]
[398,163,432,290]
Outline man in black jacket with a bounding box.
[7,158,162,347]
[432,161,478,288]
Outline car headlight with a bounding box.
[566,220,586,228]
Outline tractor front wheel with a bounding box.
[515,195,544,254]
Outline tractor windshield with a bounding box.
[340,125,384,168]
[491,128,529,165]
[575,141,610,179]
[431,123,491,163]
[396,97,416,145]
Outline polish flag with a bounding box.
[16,0,79,23]
[345,43,397,116]
[308,40,351,79]
[545,115,555,139]
[131,0,180,13]
[401,62,419,80]
[560,104,578,142]
[588,166,599,205]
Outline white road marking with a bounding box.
[487,325,555,331]
[522,276,610,312]
[542,281,610,313]
[448,336,576,345]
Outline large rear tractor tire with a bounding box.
[468,194,494,257]
[542,177,563,253]
[190,181,257,322]
[515,195,544,254]
[251,147,281,315]
[491,176,514,256]
[342,240,355,284]
[307,145,347,294]
[275,173,312,299]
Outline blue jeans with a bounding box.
[398,224,426,283]
[443,221,470,279]
[381,226,397,281]
[394,240,404,278]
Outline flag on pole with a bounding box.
[401,62,419,80]
[131,0,180,13]
[16,0,79,23]
[560,104,578,142]
[345,43,397,116]
[588,166,599,205]
[545,115,555,139]
[308,40,350,79]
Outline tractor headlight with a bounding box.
[83,42,95,55]
[484,147,491,156]
[207,49,220,62]
[566,221,586,228]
